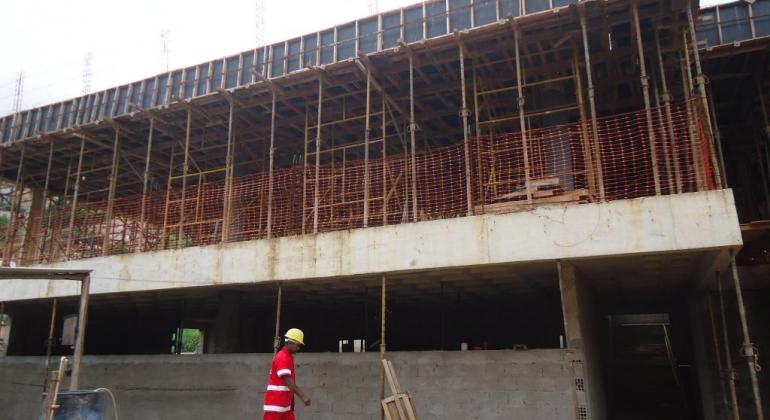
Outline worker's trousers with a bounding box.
[263,411,296,420]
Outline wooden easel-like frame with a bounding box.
[381,359,418,420]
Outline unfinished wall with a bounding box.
[0,350,575,420]
[558,262,607,420]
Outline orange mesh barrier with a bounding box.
[18,102,715,264]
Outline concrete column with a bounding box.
[687,292,718,420]
[20,188,44,266]
[558,261,607,420]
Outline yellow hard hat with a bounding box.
[285,328,305,345]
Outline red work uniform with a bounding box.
[263,347,297,420]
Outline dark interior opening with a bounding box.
[3,264,564,356]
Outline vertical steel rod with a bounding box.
[178,109,192,247]
[313,78,323,234]
[380,272,387,419]
[654,25,683,193]
[139,118,154,252]
[579,8,605,200]
[39,141,54,263]
[707,292,730,415]
[267,92,277,238]
[102,128,120,255]
[3,146,24,266]
[364,69,372,227]
[382,96,388,226]
[573,56,597,197]
[65,140,85,260]
[44,298,57,375]
[687,2,723,190]
[708,86,728,188]
[161,143,176,249]
[408,55,418,222]
[302,105,309,235]
[514,26,532,204]
[681,43,706,190]
[729,254,765,420]
[222,102,235,242]
[273,283,283,355]
[459,43,474,216]
[632,1,662,196]
[718,273,741,420]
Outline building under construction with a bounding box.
[0,0,768,418]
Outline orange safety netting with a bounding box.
[16,101,715,264]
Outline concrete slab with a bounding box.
[0,190,742,301]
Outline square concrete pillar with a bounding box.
[558,261,607,420]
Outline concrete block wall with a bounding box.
[0,349,575,420]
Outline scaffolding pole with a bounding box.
[102,128,120,255]
[161,142,176,249]
[729,254,765,420]
[267,91,277,239]
[579,7,605,201]
[380,272,387,420]
[364,69,372,227]
[408,55,418,222]
[273,282,283,354]
[687,1,723,189]
[573,56,597,198]
[3,146,24,266]
[313,77,323,234]
[654,25,683,194]
[632,1,661,196]
[138,118,154,252]
[709,85,728,188]
[458,40,474,216]
[39,141,54,262]
[222,102,235,242]
[178,109,192,247]
[382,96,388,226]
[302,105,309,235]
[51,158,73,262]
[718,272,741,420]
[65,140,84,260]
[707,289,730,416]
[513,26,532,204]
[681,42,707,191]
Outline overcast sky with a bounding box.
[0,0,734,116]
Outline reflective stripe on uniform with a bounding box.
[267,385,290,391]
[264,405,292,413]
[276,369,292,377]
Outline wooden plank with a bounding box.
[476,189,589,214]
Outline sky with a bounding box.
[0,0,735,116]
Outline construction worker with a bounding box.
[263,328,311,420]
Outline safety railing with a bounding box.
[2,102,716,265]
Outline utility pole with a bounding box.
[255,0,266,45]
[12,72,24,113]
[161,29,171,71]
[82,52,92,95]
[369,0,379,14]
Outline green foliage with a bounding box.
[182,329,201,353]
